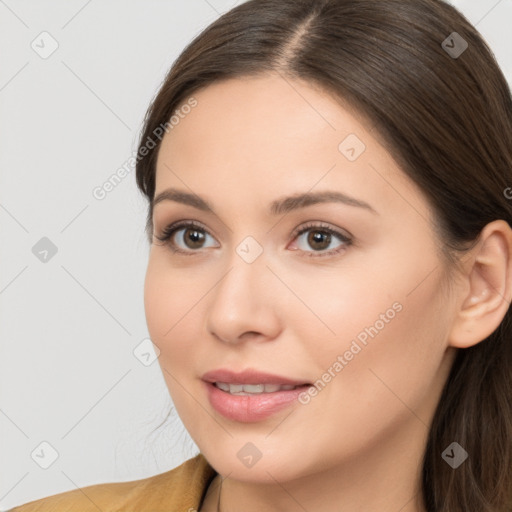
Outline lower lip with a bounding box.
[204,381,311,423]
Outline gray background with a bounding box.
[1,0,510,509]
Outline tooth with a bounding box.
[242,384,265,393]
[263,384,281,393]
[215,382,299,394]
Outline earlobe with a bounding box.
[448,220,512,349]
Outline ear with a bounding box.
[449,220,512,348]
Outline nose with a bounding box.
[205,252,282,345]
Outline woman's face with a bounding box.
[144,73,458,482]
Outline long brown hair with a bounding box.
[135,1,512,509]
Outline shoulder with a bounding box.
[8,453,217,512]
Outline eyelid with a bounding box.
[290,221,352,242]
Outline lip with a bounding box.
[201,368,310,386]
[203,381,311,422]
[202,368,312,423]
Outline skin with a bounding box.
[144,73,512,512]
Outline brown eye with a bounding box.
[307,230,332,251]
[291,223,352,258]
[182,228,206,249]
[155,221,219,254]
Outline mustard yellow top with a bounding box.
[8,453,217,512]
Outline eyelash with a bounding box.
[154,220,353,258]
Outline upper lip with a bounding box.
[202,368,311,386]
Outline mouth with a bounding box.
[203,381,311,423]
[213,382,309,395]
[201,369,313,422]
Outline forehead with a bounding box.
[158,74,368,167]
[154,74,430,223]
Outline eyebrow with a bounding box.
[152,188,378,216]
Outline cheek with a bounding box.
[261,266,450,474]
[302,263,449,421]
[144,260,173,344]
[144,252,203,336]
[143,256,214,375]
[144,259,190,361]
[144,262,214,438]
[284,240,451,408]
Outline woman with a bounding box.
[10,0,512,511]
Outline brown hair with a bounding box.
[135,0,512,509]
